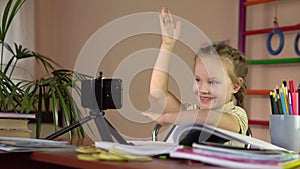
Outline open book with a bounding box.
[96,122,291,155]
[171,122,288,151]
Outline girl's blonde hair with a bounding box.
[196,42,248,108]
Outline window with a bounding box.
[0,0,35,81]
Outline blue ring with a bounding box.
[294,33,300,56]
[266,29,284,55]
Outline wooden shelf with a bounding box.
[247,90,270,95]
[244,24,300,36]
[244,0,278,6]
[247,58,300,65]
[238,0,299,128]
[248,119,269,126]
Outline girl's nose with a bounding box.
[193,82,210,95]
[199,83,210,94]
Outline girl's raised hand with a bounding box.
[159,7,181,46]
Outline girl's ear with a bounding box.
[232,77,243,93]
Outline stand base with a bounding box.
[45,110,127,144]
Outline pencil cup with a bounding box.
[269,115,300,153]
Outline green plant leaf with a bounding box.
[1,0,25,41]
[1,0,89,138]
[26,83,38,113]
[36,85,43,138]
[1,0,13,40]
[49,83,59,131]
[56,85,69,124]
[56,84,72,138]
[64,88,85,138]
[20,83,35,113]
[4,0,25,36]
[6,82,19,111]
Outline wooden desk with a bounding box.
[0,138,223,169]
[0,150,223,169]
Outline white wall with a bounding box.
[34,0,240,140]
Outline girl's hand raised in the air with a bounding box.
[159,7,181,47]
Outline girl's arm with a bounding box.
[150,43,182,112]
[143,109,241,133]
[150,7,182,112]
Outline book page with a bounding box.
[95,141,178,156]
[172,122,288,151]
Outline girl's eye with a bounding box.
[209,80,217,85]
[195,78,201,83]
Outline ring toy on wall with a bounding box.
[266,29,284,55]
[294,32,300,56]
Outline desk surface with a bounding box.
[29,150,222,169]
[0,138,223,169]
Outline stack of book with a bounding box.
[0,112,36,138]
[0,136,75,153]
[95,122,300,168]
[170,143,300,169]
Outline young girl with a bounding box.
[142,8,249,141]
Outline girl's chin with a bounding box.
[199,102,221,110]
[199,99,214,109]
[200,106,212,110]
[199,103,213,109]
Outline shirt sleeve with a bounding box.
[228,106,248,135]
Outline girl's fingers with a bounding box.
[159,7,181,41]
[159,14,164,26]
[161,7,172,24]
[166,8,173,23]
[161,7,167,23]
[162,7,168,14]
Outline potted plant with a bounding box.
[0,0,86,138]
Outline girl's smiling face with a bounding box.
[193,56,239,109]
